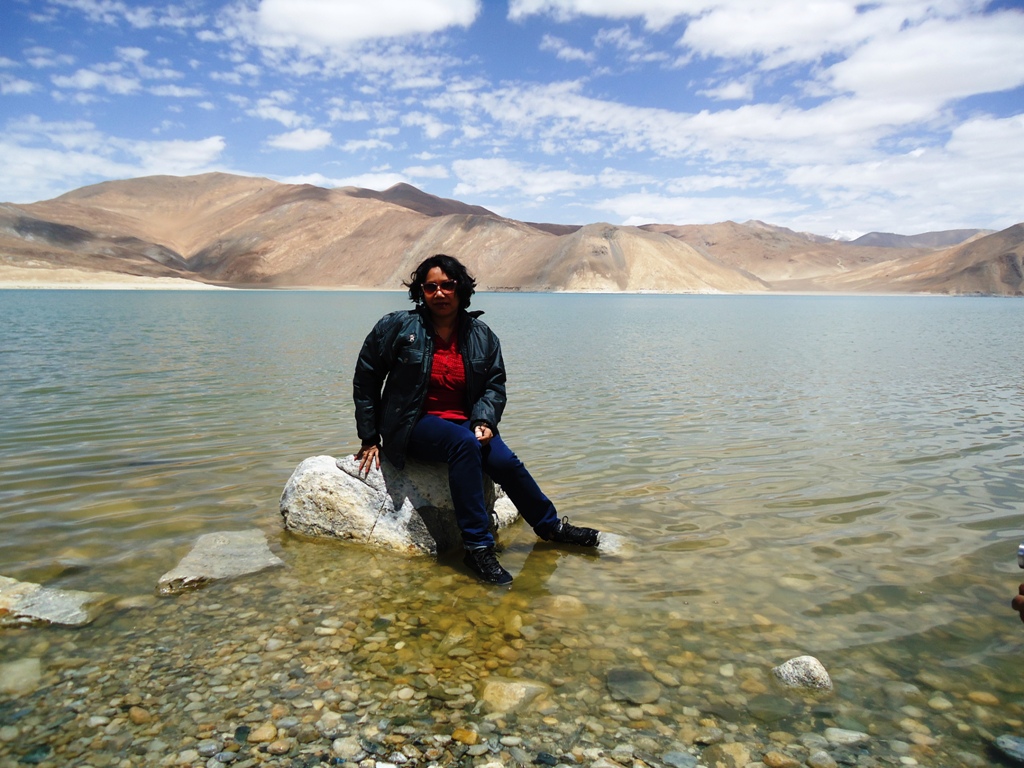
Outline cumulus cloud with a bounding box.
[508,0,705,30]
[51,68,141,95]
[237,0,479,50]
[597,190,801,227]
[540,34,594,63]
[1,75,36,95]
[49,0,206,29]
[279,170,406,189]
[401,111,451,139]
[403,163,449,179]
[0,116,225,201]
[825,11,1024,104]
[149,84,204,97]
[341,138,393,152]
[698,78,754,101]
[453,157,595,197]
[266,128,333,150]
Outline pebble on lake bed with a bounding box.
[771,655,833,693]
[0,574,108,627]
[480,677,551,713]
[156,529,284,595]
[607,667,663,704]
[0,657,42,695]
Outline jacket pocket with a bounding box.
[397,348,423,365]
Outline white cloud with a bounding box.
[593,25,668,64]
[266,128,333,150]
[679,0,869,66]
[51,68,141,95]
[0,116,225,202]
[149,84,204,97]
[24,49,76,69]
[250,105,306,127]
[698,78,754,101]
[825,12,1024,104]
[50,0,206,29]
[598,167,659,188]
[508,0,707,30]
[247,94,308,127]
[210,71,243,85]
[1,75,36,95]
[240,0,480,50]
[130,135,226,174]
[597,190,802,226]
[401,111,451,139]
[403,163,449,179]
[540,34,594,63]
[666,172,758,192]
[453,157,595,197]
[279,170,406,189]
[116,46,182,79]
[341,138,393,152]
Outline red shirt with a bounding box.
[424,330,468,420]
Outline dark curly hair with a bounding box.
[405,254,477,308]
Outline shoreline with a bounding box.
[0,271,1007,298]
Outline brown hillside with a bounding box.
[816,224,1024,295]
[0,173,1020,295]
[642,221,926,283]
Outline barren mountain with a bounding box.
[0,173,1020,295]
[641,220,929,283]
[806,224,1024,295]
[850,229,991,248]
[0,173,766,293]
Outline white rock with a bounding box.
[824,727,869,745]
[0,575,107,627]
[772,655,833,692]
[0,658,42,695]
[280,455,519,556]
[157,529,284,595]
[480,677,551,713]
[332,736,363,759]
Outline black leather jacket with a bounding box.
[353,306,507,469]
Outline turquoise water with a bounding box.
[2,289,1024,762]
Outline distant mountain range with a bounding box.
[0,173,1020,296]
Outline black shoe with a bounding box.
[463,546,513,585]
[546,516,600,547]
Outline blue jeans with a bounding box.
[406,415,560,549]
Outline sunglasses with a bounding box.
[421,279,458,295]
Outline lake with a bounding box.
[1,289,1023,766]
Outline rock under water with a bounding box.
[279,454,519,556]
[157,529,285,595]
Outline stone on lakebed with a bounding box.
[157,529,284,595]
[0,574,108,627]
[280,454,519,556]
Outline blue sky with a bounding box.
[2,0,1023,237]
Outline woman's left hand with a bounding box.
[474,424,493,445]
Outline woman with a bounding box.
[353,254,600,585]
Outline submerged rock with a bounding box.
[607,667,663,704]
[480,677,551,713]
[0,657,42,695]
[772,655,833,693]
[0,574,108,627]
[995,735,1024,764]
[280,454,519,556]
[157,529,285,595]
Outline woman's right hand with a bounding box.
[355,443,381,476]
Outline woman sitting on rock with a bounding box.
[352,254,600,585]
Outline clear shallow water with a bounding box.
[2,289,1024,764]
